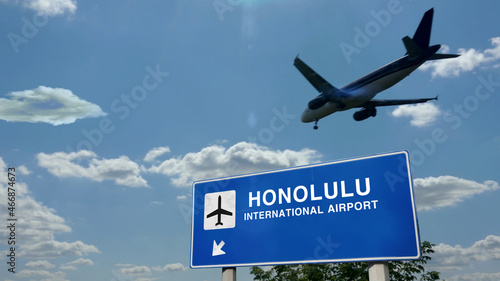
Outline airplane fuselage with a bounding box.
[301,44,441,123]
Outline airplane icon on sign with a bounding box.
[206,195,233,226]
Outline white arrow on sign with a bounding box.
[212,240,226,256]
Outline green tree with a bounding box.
[250,241,440,281]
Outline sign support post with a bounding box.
[222,267,236,281]
[368,262,390,281]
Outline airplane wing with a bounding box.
[357,96,437,108]
[219,209,232,216]
[206,209,232,218]
[206,210,218,218]
[294,56,335,93]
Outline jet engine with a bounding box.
[353,107,377,121]
[308,95,328,110]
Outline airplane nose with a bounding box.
[301,109,314,123]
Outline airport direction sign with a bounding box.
[190,151,420,268]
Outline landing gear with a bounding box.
[313,120,318,130]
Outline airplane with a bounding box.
[206,195,233,226]
[295,8,459,129]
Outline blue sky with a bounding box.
[1,0,499,280]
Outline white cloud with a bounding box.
[17,269,68,281]
[116,265,151,277]
[66,258,94,266]
[18,165,32,175]
[144,146,171,162]
[59,258,93,270]
[115,263,136,267]
[147,141,322,187]
[25,260,56,269]
[24,0,77,16]
[414,176,499,211]
[1,168,71,245]
[17,196,73,242]
[391,103,441,127]
[420,37,500,78]
[152,263,187,272]
[19,240,100,258]
[429,235,500,271]
[0,86,106,126]
[37,150,148,187]
[59,265,77,270]
[18,269,52,277]
[445,272,500,281]
[0,157,100,260]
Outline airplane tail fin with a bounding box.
[403,8,460,60]
[412,8,434,50]
[403,36,423,58]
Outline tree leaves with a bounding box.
[250,241,440,281]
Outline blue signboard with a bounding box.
[190,151,420,268]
